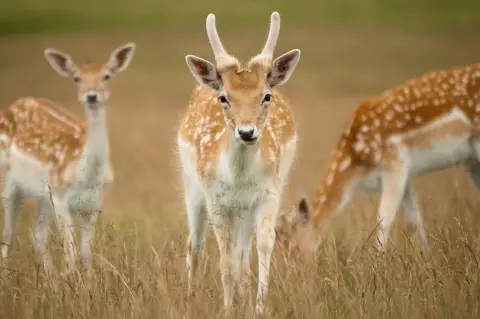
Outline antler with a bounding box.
[257,12,281,62]
[206,13,232,66]
[205,12,282,70]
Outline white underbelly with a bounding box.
[407,135,474,177]
[8,147,51,198]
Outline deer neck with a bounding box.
[309,188,339,231]
[221,128,260,178]
[83,106,110,169]
[309,166,358,232]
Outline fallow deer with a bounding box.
[0,43,136,276]
[276,63,480,257]
[178,12,301,315]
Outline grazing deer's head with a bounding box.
[276,196,323,258]
[185,12,301,145]
[44,43,136,110]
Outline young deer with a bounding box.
[179,12,301,314]
[276,63,480,257]
[0,43,136,276]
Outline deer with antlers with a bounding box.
[0,43,136,276]
[276,63,480,257]
[179,12,301,314]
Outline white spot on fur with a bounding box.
[200,134,211,145]
[338,157,351,172]
[326,173,334,185]
[360,125,369,133]
[353,140,366,153]
[385,111,394,121]
[319,195,326,203]
[214,128,226,141]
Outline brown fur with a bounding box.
[180,11,301,315]
[0,59,116,189]
[277,63,480,255]
[179,63,297,184]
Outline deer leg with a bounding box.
[31,198,55,275]
[234,209,258,312]
[54,201,77,277]
[211,210,242,313]
[255,196,280,316]
[465,159,480,195]
[464,136,480,194]
[184,179,207,299]
[376,163,409,251]
[465,147,480,252]
[1,171,22,262]
[238,232,253,304]
[79,209,100,279]
[400,185,427,250]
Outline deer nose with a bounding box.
[236,126,257,142]
[87,93,98,103]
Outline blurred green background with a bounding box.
[1,0,480,37]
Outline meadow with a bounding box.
[1,1,480,318]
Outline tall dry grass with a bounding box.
[1,201,480,319]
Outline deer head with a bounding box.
[276,196,323,258]
[185,12,301,145]
[44,43,136,110]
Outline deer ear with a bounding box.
[268,49,301,88]
[298,196,310,225]
[106,42,136,74]
[185,55,222,90]
[44,48,77,77]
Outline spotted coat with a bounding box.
[0,97,113,190]
[179,83,297,185]
[276,63,480,255]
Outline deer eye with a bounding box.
[104,74,111,81]
[262,93,272,104]
[218,95,230,108]
[73,76,81,83]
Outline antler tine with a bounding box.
[259,12,281,60]
[206,13,229,63]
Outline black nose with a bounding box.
[87,94,98,103]
[238,128,256,142]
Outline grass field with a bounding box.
[1,1,480,318]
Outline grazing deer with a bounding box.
[276,63,480,257]
[0,43,136,276]
[178,12,301,314]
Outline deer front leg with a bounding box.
[79,209,100,278]
[1,172,22,263]
[210,209,242,314]
[235,211,257,310]
[400,185,427,250]
[184,178,207,300]
[54,201,77,277]
[255,196,280,316]
[31,198,55,276]
[465,160,480,195]
[376,161,409,250]
[238,233,253,305]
